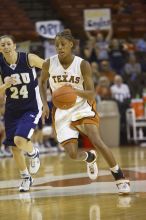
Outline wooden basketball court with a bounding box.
[0,146,146,219]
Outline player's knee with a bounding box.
[14,136,25,148]
[63,143,78,159]
[11,146,21,154]
[69,151,77,159]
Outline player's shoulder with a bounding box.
[18,51,28,61]
[48,55,59,68]
[74,55,86,69]
[18,51,27,57]
[80,58,91,74]
[74,55,89,64]
[74,55,83,62]
[80,58,90,68]
[49,54,58,61]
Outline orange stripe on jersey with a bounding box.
[60,138,78,146]
[71,100,100,128]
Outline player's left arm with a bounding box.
[75,60,95,101]
[28,53,45,69]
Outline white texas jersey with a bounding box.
[49,54,84,92]
[48,55,97,143]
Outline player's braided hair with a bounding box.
[0,35,16,43]
[55,29,76,49]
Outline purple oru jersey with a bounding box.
[0,52,42,146]
[0,52,42,112]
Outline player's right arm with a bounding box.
[39,59,50,124]
[0,76,16,94]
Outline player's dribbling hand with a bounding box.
[64,84,76,92]
[42,103,50,125]
[65,83,73,88]
[4,76,17,88]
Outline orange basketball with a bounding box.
[52,85,77,109]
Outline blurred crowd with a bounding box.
[78,28,146,145]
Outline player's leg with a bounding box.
[84,123,130,194]
[11,146,26,171]
[14,136,40,175]
[14,111,42,175]
[63,139,98,180]
[11,146,33,192]
[4,135,32,192]
[62,140,78,159]
[55,107,98,179]
[4,111,33,192]
[62,140,93,160]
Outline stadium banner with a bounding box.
[84,9,111,31]
[35,20,63,39]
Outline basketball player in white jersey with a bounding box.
[39,29,130,194]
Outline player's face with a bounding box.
[55,37,73,59]
[0,37,16,56]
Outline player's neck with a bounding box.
[59,54,75,65]
[4,51,18,64]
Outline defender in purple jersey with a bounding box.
[0,35,45,192]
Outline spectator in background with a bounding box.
[85,26,113,62]
[81,45,95,63]
[95,76,112,102]
[74,39,81,56]
[139,53,146,90]
[111,75,131,145]
[122,37,136,55]
[136,34,146,53]
[99,60,116,84]
[112,0,132,14]
[123,53,142,98]
[91,62,100,84]
[111,75,131,103]
[81,39,97,63]
[85,31,96,43]
[109,38,127,75]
